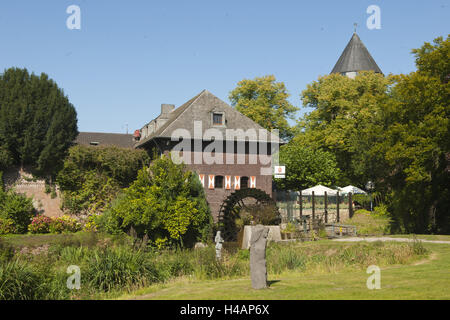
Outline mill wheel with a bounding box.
[217,188,279,241]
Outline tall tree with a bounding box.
[298,35,449,234]
[375,35,450,233]
[0,68,78,175]
[276,143,341,191]
[229,75,299,140]
[298,71,392,186]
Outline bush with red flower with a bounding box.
[28,215,81,234]
[28,215,53,234]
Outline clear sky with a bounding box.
[0,0,448,133]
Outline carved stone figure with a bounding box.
[215,231,224,260]
[250,225,269,289]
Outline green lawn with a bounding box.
[123,241,450,300]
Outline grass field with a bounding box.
[1,233,449,300]
[122,240,450,300]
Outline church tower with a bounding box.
[331,32,383,79]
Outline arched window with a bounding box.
[215,176,224,189]
[241,176,249,189]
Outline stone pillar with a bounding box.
[250,225,269,290]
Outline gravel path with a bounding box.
[332,237,450,244]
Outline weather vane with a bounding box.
[354,22,358,33]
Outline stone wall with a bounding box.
[2,167,64,218]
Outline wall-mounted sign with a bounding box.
[274,166,286,178]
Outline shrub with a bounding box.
[239,203,281,226]
[0,218,17,235]
[0,190,35,234]
[106,155,212,248]
[343,209,392,236]
[0,259,43,300]
[28,215,53,234]
[83,215,98,232]
[57,145,150,215]
[352,194,372,210]
[0,258,69,300]
[84,247,161,292]
[94,198,125,235]
[49,216,82,234]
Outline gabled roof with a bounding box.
[75,132,134,149]
[331,33,383,75]
[135,90,282,148]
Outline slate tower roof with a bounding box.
[331,33,383,75]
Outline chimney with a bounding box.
[161,104,175,116]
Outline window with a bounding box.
[215,176,224,189]
[241,176,249,189]
[212,113,224,126]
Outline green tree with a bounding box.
[299,71,392,186]
[374,36,449,233]
[229,75,299,140]
[298,35,449,234]
[275,143,341,190]
[0,68,78,175]
[102,155,212,247]
[411,35,450,83]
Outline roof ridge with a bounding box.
[134,90,207,148]
[158,89,207,136]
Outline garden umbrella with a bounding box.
[338,185,367,195]
[301,185,338,196]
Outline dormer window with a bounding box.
[213,113,224,126]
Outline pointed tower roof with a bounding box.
[331,33,383,75]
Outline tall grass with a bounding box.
[0,233,429,300]
[0,258,69,300]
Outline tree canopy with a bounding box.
[298,71,392,186]
[276,143,341,191]
[0,68,78,175]
[229,75,299,140]
[296,35,449,234]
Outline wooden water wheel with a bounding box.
[217,188,280,241]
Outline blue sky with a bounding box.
[0,0,448,133]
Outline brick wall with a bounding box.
[3,167,64,218]
[170,151,273,221]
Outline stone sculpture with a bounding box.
[250,224,269,289]
[215,231,224,260]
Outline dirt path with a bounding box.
[332,237,450,244]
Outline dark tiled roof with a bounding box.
[134,90,205,148]
[331,33,383,75]
[134,90,283,149]
[75,132,135,149]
